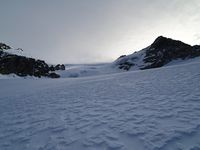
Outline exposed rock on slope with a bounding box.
[0,43,11,50]
[0,43,65,78]
[115,36,200,70]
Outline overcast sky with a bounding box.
[0,0,200,64]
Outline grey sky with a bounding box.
[0,0,200,64]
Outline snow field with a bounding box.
[0,59,200,150]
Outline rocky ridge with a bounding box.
[0,43,65,78]
[115,36,200,70]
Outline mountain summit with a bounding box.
[150,36,191,50]
[115,36,200,70]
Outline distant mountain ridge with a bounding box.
[114,36,200,70]
[1,36,200,78]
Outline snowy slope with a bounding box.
[0,59,200,150]
[56,63,124,78]
[1,48,31,58]
[114,47,149,70]
[4,48,25,56]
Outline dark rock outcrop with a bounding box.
[118,62,134,71]
[142,36,200,69]
[0,43,11,50]
[54,64,65,70]
[0,43,64,78]
[0,54,60,78]
[48,72,60,78]
[49,65,55,71]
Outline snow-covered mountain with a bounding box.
[114,36,200,70]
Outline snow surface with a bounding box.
[1,48,32,58]
[114,47,150,70]
[56,63,124,78]
[0,58,200,150]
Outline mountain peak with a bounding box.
[150,36,191,50]
[154,35,167,40]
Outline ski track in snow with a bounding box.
[0,62,200,150]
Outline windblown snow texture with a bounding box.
[0,58,200,150]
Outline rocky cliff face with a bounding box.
[115,36,200,70]
[0,43,65,78]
